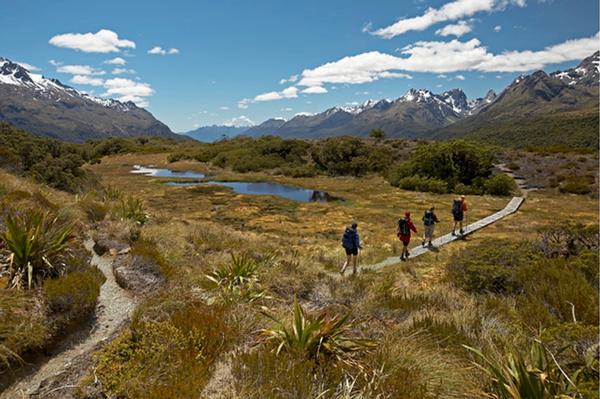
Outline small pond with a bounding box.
[130,165,342,203]
[165,181,342,203]
[131,165,206,179]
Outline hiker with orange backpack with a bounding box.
[397,211,417,261]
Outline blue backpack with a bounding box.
[341,228,357,249]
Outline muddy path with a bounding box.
[1,239,135,399]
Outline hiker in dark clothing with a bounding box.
[397,212,417,261]
[422,206,440,247]
[340,222,361,275]
[452,195,468,236]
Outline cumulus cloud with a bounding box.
[372,0,525,39]
[437,74,448,78]
[16,62,40,71]
[112,68,136,75]
[148,46,180,55]
[49,59,62,67]
[301,86,328,94]
[105,57,126,65]
[255,86,299,102]
[295,32,599,87]
[494,25,502,32]
[57,64,105,75]
[224,115,255,127]
[279,74,298,84]
[49,29,135,53]
[435,20,472,36]
[219,106,230,110]
[102,78,154,107]
[454,74,466,80]
[71,75,104,86]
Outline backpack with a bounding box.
[341,228,356,249]
[398,218,410,236]
[452,199,463,216]
[423,211,435,226]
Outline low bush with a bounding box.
[559,175,595,195]
[77,194,108,222]
[93,296,235,398]
[446,239,536,294]
[516,258,598,328]
[0,289,48,370]
[43,267,105,330]
[2,210,74,289]
[484,173,516,196]
[394,175,448,193]
[115,196,148,225]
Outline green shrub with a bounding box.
[484,173,516,196]
[446,240,535,294]
[2,210,74,289]
[516,258,598,328]
[466,340,584,399]
[93,298,235,398]
[44,268,105,329]
[77,194,108,222]
[559,175,594,195]
[395,175,448,193]
[116,196,148,225]
[0,289,48,370]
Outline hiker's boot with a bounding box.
[451,230,456,236]
[428,241,433,247]
[422,240,426,247]
[460,228,464,235]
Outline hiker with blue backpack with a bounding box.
[422,206,440,247]
[452,195,468,236]
[397,211,417,261]
[340,222,361,275]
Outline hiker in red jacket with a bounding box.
[397,211,417,261]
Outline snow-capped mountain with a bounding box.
[0,57,176,142]
[436,52,599,148]
[245,87,494,139]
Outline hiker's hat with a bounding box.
[405,211,411,217]
[351,222,358,229]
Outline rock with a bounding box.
[112,254,165,295]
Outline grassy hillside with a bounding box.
[436,107,599,150]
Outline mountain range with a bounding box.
[185,52,598,148]
[0,57,177,142]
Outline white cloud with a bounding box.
[281,107,293,112]
[16,62,40,71]
[49,29,135,53]
[71,75,104,86]
[301,86,328,94]
[437,74,448,78]
[219,106,230,110]
[238,99,250,109]
[224,115,255,127]
[102,78,154,107]
[105,57,126,65]
[372,0,526,39]
[253,86,299,102]
[294,112,314,117]
[494,25,502,32]
[361,22,373,33]
[279,74,298,85]
[112,68,136,75]
[435,20,472,37]
[57,64,105,75]
[454,74,466,80]
[296,32,599,87]
[148,46,180,55]
[49,59,62,67]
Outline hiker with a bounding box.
[451,195,468,236]
[422,206,439,247]
[340,222,361,275]
[397,211,417,261]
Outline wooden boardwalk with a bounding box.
[361,196,525,272]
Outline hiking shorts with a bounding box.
[424,224,435,239]
[453,212,464,222]
[344,247,358,256]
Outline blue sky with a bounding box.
[1,0,598,132]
